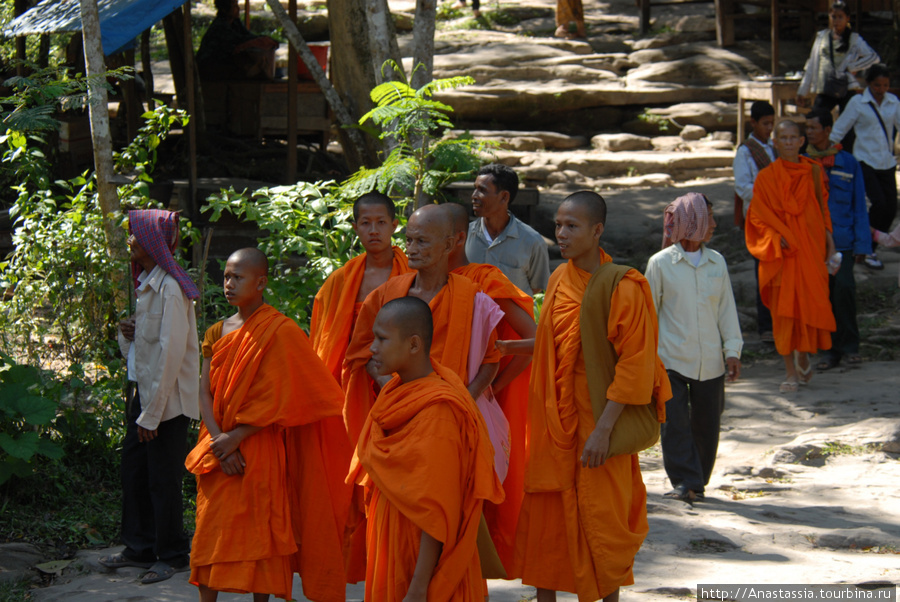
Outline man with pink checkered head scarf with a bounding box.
[100,209,199,584]
[645,193,743,503]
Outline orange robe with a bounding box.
[452,262,533,574]
[745,157,835,355]
[342,271,502,582]
[186,304,346,601]
[311,247,411,383]
[342,271,501,446]
[348,362,505,602]
[513,253,671,601]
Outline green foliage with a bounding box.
[0,354,63,485]
[345,62,495,207]
[203,182,359,328]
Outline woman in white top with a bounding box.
[831,64,900,270]
[797,1,880,114]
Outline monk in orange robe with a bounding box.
[348,297,505,602]
[309,192,409,584]
[443,202,536,573]
[342,203,503,582]
[745,119,836,393]
[310,192,411,383]
[186,249,347,602]
[342,204,502,443]
[514,192,671,602]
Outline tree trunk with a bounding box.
[162,9,205,140]
[325,0,397,169]
[267,0,375,169]
[79,0,128,306]
[411,0,436,90]
[367,0,402,83]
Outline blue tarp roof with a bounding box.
[3,0,186,56]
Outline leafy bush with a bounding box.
[345,63,495,208]
[204,182,359,328]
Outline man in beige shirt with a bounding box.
[100,210,200,584]
[644,193,742,503]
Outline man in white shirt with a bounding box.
[466,163,550,295]
[733,101,776,342]
[831,63,900,270]
[645,193,742,503]
[100,209,200,584]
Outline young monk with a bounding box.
[309,192,409,584]
[514,191,671,602]
[310,192,410,383]
[186,248,347,602]
[348,297,505,601]
[745,119,837,393]
[443,201,536,573]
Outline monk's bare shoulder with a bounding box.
[221,312,243,337]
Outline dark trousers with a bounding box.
[660,371,725,494]
[754,257,773,335]
[813,93,855,152]
[825,251,860,359]
[860,162,898,252]
[120,383,191,566]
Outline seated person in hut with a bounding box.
[197,0,278,81]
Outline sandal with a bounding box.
[98,552,153,569]
[816,356,840,371]
[794,351,813,385]
[140,561,185,584]
[664,484,696,502]
[846,354,862,365]
[779,379,799,394]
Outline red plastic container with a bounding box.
[298,44,329,81]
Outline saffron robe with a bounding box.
[311,247,411,383]
[745,157,836,355]
[348,362,505,602]
[452,262,534,574]
[342,271,501,445]
[186,304,346,601]
[513,253,672,601]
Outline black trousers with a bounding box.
[754,257,773,335]
[813,93,855,152]
[660,371,725,494]
[120,383,191,566]
[824,251,860,359]
[860,162,898,252]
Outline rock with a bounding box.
[687,139,735,151]
[646,102,738,131]
[723,465,754,476]
[651,136,687,152]
[546,169,587,187]
[814,528,897,550]
[599,173,674,188]
[753,466,789,479]
[452,130,587,150]
[642,587,695,597]
[680,124,707,140]
[627,56,750,88]
[591,133,653,152]
[712,131,736,143]
[653,14,717,33]
[391,11,414,32]
[507,137,545,151]
[631,31,716,50]
[0,542,42,583]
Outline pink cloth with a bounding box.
[468,292,510,483]
[662,192,710,249]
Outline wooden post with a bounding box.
[640,0,651,35]
[715,0,735,47]
[771,0,780,76]
[287,0,298,183]
[183,1,198,226]
[245,0,250,29]
[14,0,27,76]
[122,49,141,143]
[142,30,155,111]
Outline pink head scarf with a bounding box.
[662,192,711,249]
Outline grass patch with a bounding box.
[820,441,883,457]
[0,578,35,602]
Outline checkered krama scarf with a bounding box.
[129,209,200,300]
[662,192,711,249]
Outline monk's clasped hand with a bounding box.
[581,428,611,469]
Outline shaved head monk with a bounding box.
[745,119,837,393]
[514,192,671,602]
[186,248,348,602]
[348,297,504,601]
[443,201,536,573]
[310,192,410,384]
